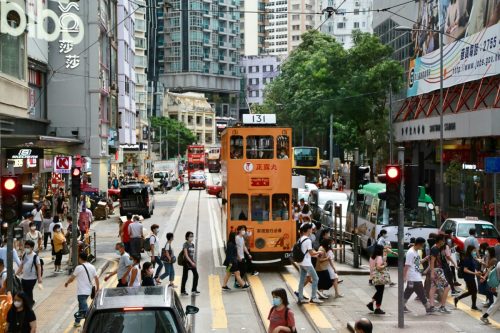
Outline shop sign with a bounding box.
[54,156,72,173]
[13,159,23,168]
[254,163,277,171]
[6,148,43,159]
[462,164,476,170]
[26,158,37,168]
[485,157,500,173]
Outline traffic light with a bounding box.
[357,166,370,189]
[71,167,81,197]
[1,177,35,223]
[404,165,419,210]
[386,165,401,210]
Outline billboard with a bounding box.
[407,0,499,97]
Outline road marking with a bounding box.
[447,296,500,328]
[247,275,272,328]
[281,273,333,329]
[209,274,228,329]
[208,199,224,268]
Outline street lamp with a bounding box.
[395,25,445,221]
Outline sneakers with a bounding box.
[438,306,451,313]
[334,294,344,298]
[234,282,241,288]
[252,271,259,276]
[426,306,436,314]
[181,292,189,296]
[317,291,329,299]
[374,308,386,315]
[73,323,81,327]
[294,291,309,300]
[480,316,491,325]
[241,284,250,289]
[310,298,324,304]
[222,286,231,291]
[389,282,397,287]
[192,291,201,296]
[367,302,374,312]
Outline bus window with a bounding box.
[272,194,289,221]
[246,136,274,159]
[251,195,270,221]
[369,198,379,224]
[277,136,289,159]
[230,136,243,159]
[230,194,248,220]
[361,195,373,221]
[377,200,389,226]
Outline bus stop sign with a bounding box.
[485,157,500,173]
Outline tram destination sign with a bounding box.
[243,114,276,125]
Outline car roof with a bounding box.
[120,183,148,189]
[94,286,173,310]
[443,218,492,225]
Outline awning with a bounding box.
[1,135,83,148]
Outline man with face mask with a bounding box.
[429,234,452,313]
[16,240,42,304]
[235,225,251,284]
[65,252,99,327]
[148,224,163,283]
[104,242,132,287]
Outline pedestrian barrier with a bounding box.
[0,294,12,333]
[81,230,97,263]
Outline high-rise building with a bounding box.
[158,0,241,119]
[319,0,373,49]
[240,0,268,56]
[264,0,289,55]
[240,55,281,106]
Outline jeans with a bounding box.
[21,279,37,304]
[43,232,51,249]
[153,256,164,279]
[160,262,175,281]
[75,295,89,324]
[298,265,319,301]
[34,220,42,232]
[181,265,199,293]
[485,292,500,317]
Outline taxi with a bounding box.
[439,216,500,252]
[188,171,206,190]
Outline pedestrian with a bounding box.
[0,243,21,269]
[354,318,372,333]
[481,261,500,324]
[16,240,42,305]
[128,254,141,287]
[158,233,176,287]
[222,232,249,291]
[42,211,52,251]
[297,223,323,304]
[64,252,99,328]
[454,245,481,310]
[104,242,132,287]
[31,204,43,232]
[463,228,479,251]
[18,214,34,253]
[128,215,143,257]
[6,292,37,333]
[148,224,163,281]
[141,262,156,287]
[444,230,461,291]
[428,234,452,313]
[235,225,250,285]
[52,224,67,273]
[120,213,133,253]
[78,203,93,241]
[367,245,386,314]
[24,222,42,254]
[244,228,258,276]
[180,231,200,296]
[267,288,296,333]
[324,238,343,298]
[403,237,434,314]
[495,237,500,262]
[478,247,497,307]
[315,238,334,299]
[55,188,65,216]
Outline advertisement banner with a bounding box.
[408,0,499,97]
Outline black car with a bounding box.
[119,183,155,218]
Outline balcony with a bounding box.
[218,55,225,61]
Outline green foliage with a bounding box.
[444,159,462,185]
[150,117,196,159]
[263,30,404,164]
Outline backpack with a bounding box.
[22,253,44,278]
[143,235,155,252]
[177,249,185,266]
[267,306,297,333]
[487,266,500,288]
[292,238,309,263]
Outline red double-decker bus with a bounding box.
[186,145,205,177]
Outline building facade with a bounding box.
[240,55,281,105]
[163,91,216,146]
[240,0,268,56]
[158,0,241,119]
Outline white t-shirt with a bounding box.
[32,209,43,221]
[21,253,40,280]
[25,230,42,242]
[128,264,141,287]
[128,222,143,238]
[405,247,422,282]
[0,269,6,289]
[236,235,245,259]
[326,251,337,280]
[299,236,313,267]
[377,236,389,247]
[149,235,160,256]
[73,263,97,296]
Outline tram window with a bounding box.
[272,194,289,221]
[277,135,289,159]
[230,135,244,159]
[246,136,274,159]
[230,194,248,220]
[251,195,270,221]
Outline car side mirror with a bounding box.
[186,305,199,315]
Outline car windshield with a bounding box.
[457,223,500,238]
[86,309,180,333]
[153,172,166,179]
[191,175,205,180]
[318,192,348,207]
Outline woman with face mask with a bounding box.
[141,261,156,287]
[52,224,66,273]
[454,245,482,310]
[24,222,42,253]
[267,288,296,333]
[6,291,37,333]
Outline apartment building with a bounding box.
[240,0,268,56]
[240,55,281,105]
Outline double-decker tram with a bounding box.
[207,146,221,173]
[186,145,205,177]
[292,147,320,184]
[221,114,295,264]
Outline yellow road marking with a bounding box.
[282,273,333,329]
[447,296,500,328]
[209,275,228,329]
[247,275,272,327]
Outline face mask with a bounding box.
[13,301,22,308]
[25,248,32,254]
[30,226,36,231]
[472,252,477,258]
[116,250,121,256]
[272,297,282,307]
[154,229,159,234]
[188,237,194,241]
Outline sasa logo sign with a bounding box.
[0,0,84,44]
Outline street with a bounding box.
[29,172,500,333]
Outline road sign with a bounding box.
[485,157,500,173]
[54,156,72,174]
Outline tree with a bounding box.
[150,117,196,159]
[263,30,404,168]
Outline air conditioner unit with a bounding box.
[355,1,360,6]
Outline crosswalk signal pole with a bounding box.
[71,167,81,273]
[397,147,405,328]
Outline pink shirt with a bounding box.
[268,307,295,333]
[369,256,383,278]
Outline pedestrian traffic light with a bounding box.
[1,176,19,223]
[357,166,370,189]
[386,165,401,210]
[71,167,81,197]
[404,165,418,210]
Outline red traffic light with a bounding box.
[386,166,400,179]
[2,178,17,191]
[72,167,81,177]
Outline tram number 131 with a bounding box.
[243,114,276,125]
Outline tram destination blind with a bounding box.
[243,114,276,125]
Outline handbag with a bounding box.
[61,242,70,255]
[373,268,391,286]
[81,264,96,299]
[161,244,176,264]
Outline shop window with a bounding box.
[272,194,289,221]
[251,195,270,221]
[230,135,243,159]
[230,194,248,220]
[277,135,289,159]
[246,136,273,159]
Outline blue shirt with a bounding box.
[0,247,21,267]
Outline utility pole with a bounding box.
[177,128,180,158]
[329,113,333,176]
[353,148,359,268]
[166,125,169,160]
[397,146,405,328]
[389,84,394,164]
[159,126,162,160]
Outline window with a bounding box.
[337,22,345,29]
[354,9,359,15]
[251,195,270,221]
[292,15,299,20]
[231,194,248,220]
[0,32,25,80]
[246,136,273,159]
[125,76,130,95]
[272,194,289,221]
[276,135,289,159]
[292,35,300,41]
[354,22,360,28]
[230,135,243,159]
[292,25,300,30]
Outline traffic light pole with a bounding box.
[71,195,79,273]
[6,223,14,293]
[353,149,359,269]
[397,146,405,328]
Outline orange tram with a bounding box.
[221,114,295,264]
